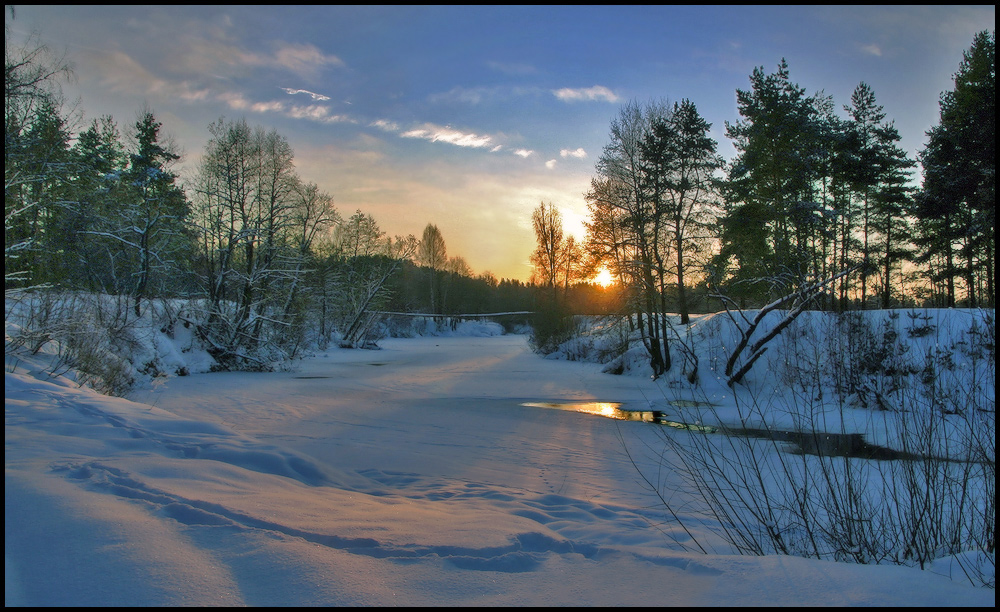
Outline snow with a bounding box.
[4,305,995,606]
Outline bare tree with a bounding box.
[588,100,675,377]
[5,17,74,290]
[417,223,447,312]
[529,202,565,296]
[329,214,416,347]
[191,117,312,368]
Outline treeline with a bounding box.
[528,32,994,372]
[4,23,550,367]
[584,33,993,316]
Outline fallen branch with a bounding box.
[715,265,861,387]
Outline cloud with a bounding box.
[560,148,587,159]
[545,159,557,169]
[514,149,534,158]
[552,85,620,103]
[267,42,345,79]
[859,43,883,57]
[217,92,352,124]
[371,119,401,132]
[287,104,352,123]
[91,50,212,102]
[401,123,494,148]
[251,100,286,113]
[282,87,331,101]
[196,41,343,81]
[218,91,253,110]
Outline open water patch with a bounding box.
[520,402,717,432]
[720,426,921,461]
[520,401,918,459]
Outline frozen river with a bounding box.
[7,334,991,606]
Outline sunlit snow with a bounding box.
[5,307,994,606]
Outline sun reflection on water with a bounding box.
[520,401,718,431]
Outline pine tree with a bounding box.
[639,99,722,323]
[843,83,914,308]
[916,30,995,306]
[118,110,188,315]
[67,115,127,291]
[718,59,821,302]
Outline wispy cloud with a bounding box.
[560,148,587,159]
[91,49,212,102]
[859,43,883,57]
[217,92,352,124]
[218,92,284,114]
[371,119,401,132]
[251,100,286,113]
[514,149,534,158]
[257,42,345,80]
[287,104,352,123]
[552,85,619,103]
[217,91,253,110]
[401,123,494,148]
[282,87,331,101]
[180,40,343,81]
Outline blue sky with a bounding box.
[6,5,995,281]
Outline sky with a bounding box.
[5,5,996,281]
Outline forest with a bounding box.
[6,21,995,378]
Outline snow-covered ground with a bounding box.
[5,303,995,606]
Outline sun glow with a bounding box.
[593,268,615,288]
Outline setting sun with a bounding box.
[593,268,615,288]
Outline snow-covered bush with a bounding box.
[6,291,218,395]
[600,308,996,587]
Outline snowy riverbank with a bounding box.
[5,309,994,605]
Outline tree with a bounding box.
[527,202,576,354]
[529,202,565,296]
[192,117,310,367]
[111,110,189,315]
[5,17,73,289]
[417,223,447,313]
[639,99,723,324]
[717,60,822,303]
[280,181,339,347]
[842,83,915,308]
[66,115,126,291]
[915,30,995,307]
[326,212,416,347]
[586,100,676,377]
[6,98,74,287]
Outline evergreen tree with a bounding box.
[10,98,73,286]
[718,59,821,303]
[122,111,188,312]
[639,99,722,323]
[916,30,995,306]
[5,19,72,289]
[843,83,914,308]
[67,115,127,291]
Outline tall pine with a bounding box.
[916,30,995,306]
[717,59,821,304]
